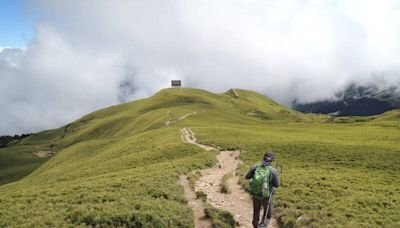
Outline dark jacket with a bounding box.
[245,163,280,188]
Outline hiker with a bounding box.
[245,151,280,228]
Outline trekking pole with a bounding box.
[259,163,282,228]
[259,188,274,228]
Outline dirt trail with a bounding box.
[33,150,53,157]
[180,128,278,228]
[165,111,197,127]
[232,89,239,97]
[180,128,216,151]
[179,176,212,228]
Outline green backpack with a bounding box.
[250,164,271,199]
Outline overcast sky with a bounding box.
[1,0,400,135]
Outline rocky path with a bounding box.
[180,128,278,228]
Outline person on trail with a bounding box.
[245,151,280,228]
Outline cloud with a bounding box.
[1,0,400,134]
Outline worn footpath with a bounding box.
[179,128,278,228]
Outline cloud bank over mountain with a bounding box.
[1,0,400,134]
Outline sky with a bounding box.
[1,0,400,135]
[0,0,33,48]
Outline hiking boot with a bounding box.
[258,219,270,228]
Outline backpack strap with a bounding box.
[253,163,260,174]
[268,166,273,192]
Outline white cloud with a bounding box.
[1,0,400,135]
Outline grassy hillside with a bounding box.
[0,88,399,227]
[0,145,52,185]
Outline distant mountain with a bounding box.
[293,83,400,116]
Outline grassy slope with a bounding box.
[0,88,399,227]
[0,145,52,185]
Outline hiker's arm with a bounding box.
[271,168,280,188]
[245,165,257,179]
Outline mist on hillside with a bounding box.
[1,0,400,135]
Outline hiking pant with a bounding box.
[252,196,273,228]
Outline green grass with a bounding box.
[0,88,399,227]
[0,128,217,227]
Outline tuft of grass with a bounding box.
[195,191,207,202]
[204,203,236,228]
[187,170,202,190]
[220,172,233,194]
